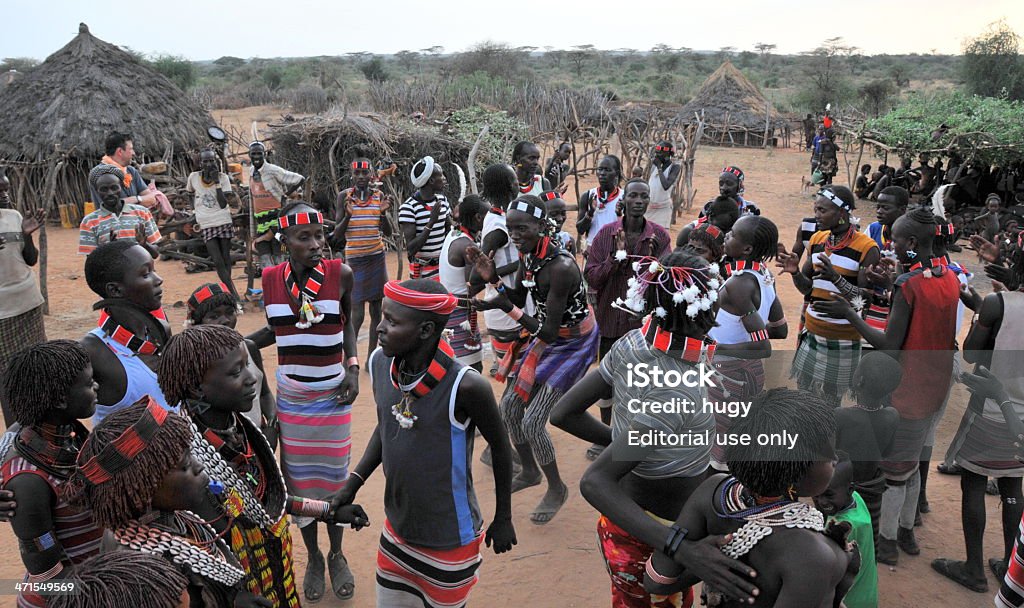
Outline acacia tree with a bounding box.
[798,37,856,111]
[962,21,1024,100]
[754,43,776,58]
[860,79,896,117]
[567,45,594,77]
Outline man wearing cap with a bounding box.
[248,141,305,268]
[332,278,516,607]
[646,141,680,228]
[776,185,880,407]
[399,156,451,280]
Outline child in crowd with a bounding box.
[815,454,879,608]
[685,222,726,263]
[540,191,576,255]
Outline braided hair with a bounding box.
[158,325,245,408]
[744,216,780,262]
[73,400,192,529]
[481,163,518,207]
[50,551,187,608]
[1,340,91,426]
[727,388,836,498]
[88,164,124,190]
[898,207,938,257]
[687,224,725,261]
[84,240,138,298]
[511,141,537,164]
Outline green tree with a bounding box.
[261,65,284,91]
[149,54,196,90]
[962,21,1024,100]
[567,45,594,77]
[360,57,389,83]
[454,41,527,81]
[860,79,896,116]
[799,37,856,110]
[889,63,911,87]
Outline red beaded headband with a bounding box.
[351,161,370,170]
[188,282,230,312]
[655,144,674,153]
[278,211,324,228]
[78,397,169,485]
[540,191,559,202]
[721,166,744,180]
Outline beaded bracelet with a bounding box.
[289,497,332,521]
[509,306,524,321]
[749,329,769,342]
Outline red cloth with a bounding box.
[597,516,693,608]
[890,267,960,420]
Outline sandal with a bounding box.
[990,557,1009,580]
[936,462,962,475]
[304,549,326,603]
[328,550,355,600]
[931,558,989,593]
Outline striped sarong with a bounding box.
[377,519,483,608]
[879,414,934,481]
[0,305,46,376]
[998,515,1024,608]
[276,371,351,527]
[504,312,599,399]
[349,251,388,304]
[708,358,766,469]
[790,330,861,407]
[445,306,482,367]
[947,407,1024,478]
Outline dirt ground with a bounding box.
[0,139,1005,607]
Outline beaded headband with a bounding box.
[278,211,324,229]
[188,283,230,312]
[78,397,169,485]
[699,224,723,239]
[818,188,851,210]
[655,144,674,153]
[351,161,370,170]
[539,191,559,202]
[721,166,744,181]
[935,222,955,237]
[383,280,457,314]
[511,200,544,219]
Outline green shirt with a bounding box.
[830,491,878,608]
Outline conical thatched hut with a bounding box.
[0,23,214,212]
[680,61,785,147]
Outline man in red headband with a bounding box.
[333,278,517,608]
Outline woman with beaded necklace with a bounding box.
[645,388,859,607]
[1,340,103,608]
[158,324,368,607]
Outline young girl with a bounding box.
[186,149,240,305]
[709,215,787,469]
[685,222,726,263]
[186,282,277,448]
[158,324,368,606]
[1,340,103,608]
[645,388,857,607]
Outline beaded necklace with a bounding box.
[594,186,620,212]
[388,340,455,429]
[16,423,87,479]
[713,478,824,559]
[641,315,716,364]
[824,227,856,254]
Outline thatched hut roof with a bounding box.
[0,23,213,162]
[680,61,785,130]
[270,110,472,203]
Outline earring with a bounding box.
[906,250,918,259]
[838,218,846,225]
[786,484,797,500]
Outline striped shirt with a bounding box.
[263,259,346,383]
[600,329,714,479]
[78,204,161,255]
[804,229,878,341]
[338,188,385,259]
[399,193,450,260]
[799,217,817,252]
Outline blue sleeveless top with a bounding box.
[89,327,173,424]
[370,347,481,549]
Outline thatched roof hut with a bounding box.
[270,110,471,205]
[680,61,786,147]
[0,23,214,211]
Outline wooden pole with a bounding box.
[38,157,64,315]
[852,137,866,192]
[467,124,489,195]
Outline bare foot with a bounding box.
[530,483,568,525]
[510,471,543,493]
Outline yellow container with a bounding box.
[84,201,96,214]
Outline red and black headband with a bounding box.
[539,191,559,202]
[383,280,457,315]
[188,282,231,312]
[721,166,744,181]
[278,211,324,229]
[655,144,675,154]
[351,161,370,170]
[77,397,169,486]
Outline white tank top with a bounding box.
[440,229,472,297]
[709,269,777,346]
[519,175,544,197]
[482,212,520,331]
[587,187,623,242]
[648,166,673,208]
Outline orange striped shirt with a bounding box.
[339,188,385,259]
[804,229,878,340]
[78,204,161,255]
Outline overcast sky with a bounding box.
[3,0,1023,61]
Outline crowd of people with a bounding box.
[1,123,1024,608]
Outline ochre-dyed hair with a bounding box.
[2,340,91,426]
[727,388,836,498]
[73,400,192,529]
[158,325,246,408]
[50,550,187,608]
